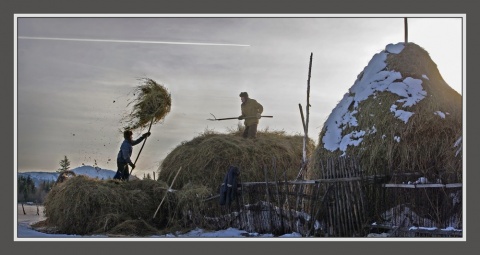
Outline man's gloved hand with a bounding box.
[142,132,151,138]
[256,113,261,119]
[238,115,244,120]
[129,162,136,169]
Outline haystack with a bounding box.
[122,78,171,131]
[310,42,462,184]
[158,129,315,194]
[41,175,174,235]
[307,43,462,230]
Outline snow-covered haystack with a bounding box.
[310,42,462,184]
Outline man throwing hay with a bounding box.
[114,130,151,180]
[238,92,263,139]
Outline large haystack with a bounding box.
[159,129,315,193]
[310,42,462,184]
[41,176,174,235]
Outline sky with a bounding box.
[15,15,464,177]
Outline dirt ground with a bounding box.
[17,203,46,225]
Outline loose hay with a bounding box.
[107,219,160,237]
[122,78,171,131]
[42,176,173,235]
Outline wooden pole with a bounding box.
[296,53,313,181]
[298,104,307,134]
[129,118,155,176]
[404,18,408,43]
[298,104,307,172]
[304,53,313,174]
[306,53,312,141]
[263,165,273,232]
[153,166,182,219]
[272,158,285,233]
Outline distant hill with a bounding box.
[17,166,117,187]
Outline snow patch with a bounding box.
[322,43,426,153]
[434,111,446,119]
[385,43,405,54]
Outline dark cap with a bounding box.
[123,130,133,139]
[239,92,249,98]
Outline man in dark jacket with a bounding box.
[238,92,263,139]
[114,130,151,180]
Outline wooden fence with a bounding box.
[181,157,462,237]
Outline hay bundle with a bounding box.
[42,175,173,235]
[309,42,462,183]
[122,78,171,130]
[158,129,315,193]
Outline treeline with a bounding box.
[17,175,55,204]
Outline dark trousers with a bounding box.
[114,162,129,180]
[243,124,258,139]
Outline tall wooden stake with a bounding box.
[303,53,313,174]
[296,53,313,182]
[404,18,408,43]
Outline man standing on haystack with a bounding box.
[114,130,151,180]
[238,92,263,139]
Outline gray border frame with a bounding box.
[3,0,477,254]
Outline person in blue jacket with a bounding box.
[114,130,151,180]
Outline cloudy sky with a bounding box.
[15,15,464,177]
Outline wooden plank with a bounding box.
[383,183,462,188]
[446,183,463,188]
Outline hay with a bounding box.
[55,170,76,184]
[42,175,173,235]
[158,128,315,193]
[310,43,462,184]
[122,78,171,131]
[107,219,160,236]
[174,183,213,227]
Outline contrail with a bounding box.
[17,36,250,47]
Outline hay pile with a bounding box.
[122,78,171,131]
[309,42,462,184]
[41,175,174,235]
[158,128,315,193]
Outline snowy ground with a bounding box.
[16,204,463,241]
[15,204,302,240]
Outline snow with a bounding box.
[435,111,446,119]
[16,212,460,241]
[322,42,429,153]
[16,216,302,240]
